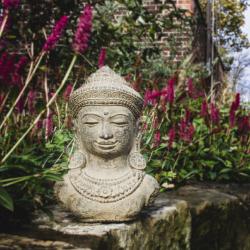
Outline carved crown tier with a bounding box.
[69,66,144,119]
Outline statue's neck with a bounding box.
[84,154,130,179]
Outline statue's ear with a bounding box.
[128,129,146,170]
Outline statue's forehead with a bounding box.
[78,105,133,117]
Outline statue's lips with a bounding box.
[94,141,118,150]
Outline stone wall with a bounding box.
[1,184,249,250]
[142,0,225,85]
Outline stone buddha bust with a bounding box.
[55,66,159,222]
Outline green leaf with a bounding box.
[0,187,14,211]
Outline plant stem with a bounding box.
[0,13,8,38]
[0,52,45,131]
[0,55,77,164]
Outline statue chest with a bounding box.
[56,170,149,222]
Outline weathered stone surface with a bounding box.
[56,66,159,222]
[0,184,250,250]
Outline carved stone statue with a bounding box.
[55,66,159,222]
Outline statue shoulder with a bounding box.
[143,174,160,206]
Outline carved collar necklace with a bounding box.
[69,169,145,203]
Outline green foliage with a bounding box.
[199,0,249,52]
[0,129,72,217]
[0,0,249,226]
[142,72,250,186]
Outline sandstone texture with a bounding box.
[0,184,249,250]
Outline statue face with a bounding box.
[76,106,136,159]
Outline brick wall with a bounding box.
[140,0,206,63]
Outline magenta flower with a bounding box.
[238,115,250,134]
[63,84,73,101]
[165,77,175,104]
[2,0,19,9]
[229,93,240,127]
[184,109,191,123]
[210,103,220,124]
[143,89,151,106]
[72,4,93,54]
[36,119,43,129]
[200,100,208,117]
[144,89,160,106]
[0,53,16,86]
[27,90,36,114]
[187,78,195,97]
[98,48,106,68]
[44,113,54,139]
[154,130,161,147]
[168,128,176,149]
[43,16,68,52]
[15,96,24,113]
[178,119,195,142]
[12,56,28,87]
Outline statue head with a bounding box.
[69,66,143,160]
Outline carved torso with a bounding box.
[55,168,159,222]
[54,66,159,222]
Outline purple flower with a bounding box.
[154,130,161,147]
[36,119,43,129]
[210,102,220,124]
[44,113,54,139]
[0,53,15,86]
[178,119,195,142]
[63,84,73,101]
[27,90,36,114]
[168,128,176,149]
[184,109,191,123]
[229,93,240,128]
[165,77,175,104]
[98,48,106,68]
[143,89,151,107]
[238,115,250,134]
[187,78,195,98]
[43,16,69,52]
[15,96,24,113]
[200,100,208,117]
[72,4,93,54]
[12,56,28,87]
[2,0,19,9]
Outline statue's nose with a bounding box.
[99,122,113,139]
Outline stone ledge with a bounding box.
[0,184,249,250]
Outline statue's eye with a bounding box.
[83,121,99,126]
[111,120,128,126]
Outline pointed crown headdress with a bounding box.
[69,66,143,119]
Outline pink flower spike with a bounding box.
[187,78,195,97]
[166,77,175,104]
[184,109,191,123]
[98,48,106,68]
[2,0,19,9]
[200,100,208,117]
[238,115,250,134]
[154,130,161,147]
[44,113,54,139]
[168,128,176,149]
[63,84,73,101]
[178,119,195,142]
[15,96,24,113]
[210,103,220,124]
[43,16,69,52]
[73,4,93,54]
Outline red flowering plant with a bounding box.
[141,65,250,188]
[0,0,193,224]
